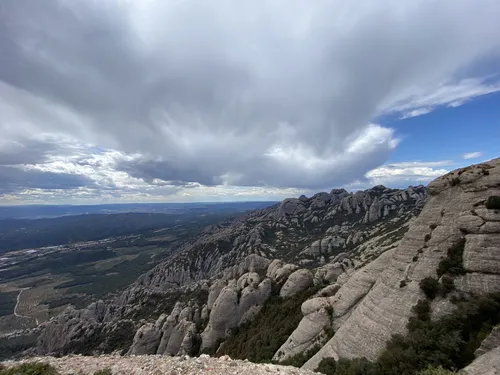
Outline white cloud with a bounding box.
[401,108,433,119]
[463,152,483,159]
[386,78,500,119]
[1,0,500,202]
[360,160,453,188]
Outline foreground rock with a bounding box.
[463,345,500,375]
[1,354,318,375]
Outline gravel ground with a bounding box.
[1,354,321,375]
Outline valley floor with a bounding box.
[1,354,319,375]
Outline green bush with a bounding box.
[437,239,465,277]
[315,358,381,375]
[0,363,58,375]
[280,344,321,368]
[420,277,439,299]
[94,369,112,375]
[316,358,336,375]
[440,276,455,296]
[485,196,500,209]
[412,299,431,321]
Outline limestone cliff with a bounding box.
[303,158,500,370]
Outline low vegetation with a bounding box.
[419,277,440,299]
[0,363,58,375]
[0,364,115,375]
[485,195,500,209]
[437,238,465,277]
[279,344,322,368]
[93,369,112,375]
[217,287,317,362]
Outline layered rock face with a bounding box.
[35,185,426,356]
[303,158,500,370]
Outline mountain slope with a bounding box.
[303,158,500,370]
[31,185,426,358]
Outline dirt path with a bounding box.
[13,288,39,325]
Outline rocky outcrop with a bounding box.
[303,158,500,370]
[274,249,394,361]
[280,270,313,298]
[463,345,500,375]
[475,325,500,357]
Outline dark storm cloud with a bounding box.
[0,0,499,193]
[0,137,63,166]
[115,158,221,187]
[0,166,94,193]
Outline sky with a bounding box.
[1,0,499,205]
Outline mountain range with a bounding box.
[3,158,500,375]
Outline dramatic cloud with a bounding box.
[0,0,499,202]
[0,166,93,194]
[463,152,483,160]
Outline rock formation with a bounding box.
[34,184,426,357]
[303,158,500,370]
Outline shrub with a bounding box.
[316,358,337,375]
[437,239,466,277]
[0,363,58,375]
[440,276,455,296]
[280,344,321,368]
[485,196,500,209]
[412,299,431,321]
[420,277,439,299]
[450,177,460,186]
[400,280,407,288]
[94,369,112,375]
[429,223,438,230]
[324,325,335,339]
[424,234,431,242]
[325,305,334,316]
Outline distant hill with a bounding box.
[0,201,275,253]
[0,201,276,219]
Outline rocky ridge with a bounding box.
[33,185,426,358]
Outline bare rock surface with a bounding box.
[463,345,500,375]
[475,325,500,357]
[303,158,500,370]
[1,355,318,375]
